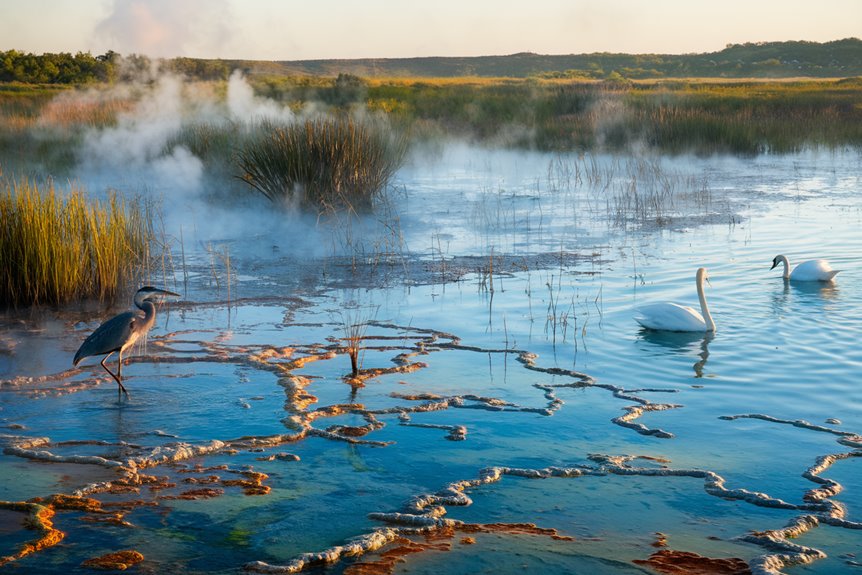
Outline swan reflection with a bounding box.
[639,329,714,378]
[772,280,840,315]
[789,279,840,301]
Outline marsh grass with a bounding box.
[606,156,713,227]
[236,115,408,213]
[545,152,715,229]
[335,302,379,377]
[361,78,862,153]
[622,80,862,154]
[0,178,154,307]
[0,87,131,174]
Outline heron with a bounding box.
[73,286,181,398]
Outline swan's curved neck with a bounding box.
[778,255,790,279]
[696,274,715,332]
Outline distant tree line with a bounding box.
[273,39,862,79]
[0,50,234,84]
[2,39,861,85]
[0,50,117,83]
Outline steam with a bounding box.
[58,66,361,259]
[94,0,237,58]
[72,75,196,206]
[227,71,293,123]
[76,68,295,196]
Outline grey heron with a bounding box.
[73,286,180,398]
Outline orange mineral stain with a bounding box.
[81,549,144,570]
[0,502,64,567]
[633,549,752,574]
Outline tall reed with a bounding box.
[0,178,153,307]
[236,115,408,213]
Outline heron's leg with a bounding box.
[117,350,129,397]
[100,352,129,398]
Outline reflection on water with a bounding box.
[638,329,713,378]
[770,278,842,318]
[2,149,862,574]
[789,278,841,300]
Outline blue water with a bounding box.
[1,147,860,574]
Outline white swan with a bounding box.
[634,267,715,332]
[771,255,839,282]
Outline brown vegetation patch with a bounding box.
[79,512,134,528]
[81,549,144,570]
[633,549,751,574]
[183,475,221,484]
[462,522,575,541]
[326,425,374,437]
[159,488,224,500]
[222,471,270,495]
[284,351,338,370]
[341,522,573,575]
[43,494,104,512]
[102,500,158,511]
[343,362,427,387]
[343,532,451,575]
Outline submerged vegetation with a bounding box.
[236,116,408,213]
[0,178,153,307]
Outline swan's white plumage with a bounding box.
[772,255,839,282]
[635,303,707,332]
[634,268,715,333]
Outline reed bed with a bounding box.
[0,178,153,307]
[0,87,128,174]
[236,116,408,213]
[358,78,862,153]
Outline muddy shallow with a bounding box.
[2,147,861,574]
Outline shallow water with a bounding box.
[1,146,861,574]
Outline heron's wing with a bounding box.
[73,311,138,365]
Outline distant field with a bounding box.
[2,74,861,178]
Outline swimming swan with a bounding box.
[771,255,839,282]
[634,267,715,332]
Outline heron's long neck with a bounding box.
[697,276,715,332]
[779,255,790,279]
[138,301,157,332]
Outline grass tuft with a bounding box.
[0,178,154,307]
[236,115,408,214]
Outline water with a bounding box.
[1,146,861,574]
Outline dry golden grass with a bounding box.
[0,178,154,307]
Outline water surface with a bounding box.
[1,147,860,574]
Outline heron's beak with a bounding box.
[153,289,181,302]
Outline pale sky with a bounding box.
[2,0,860,60]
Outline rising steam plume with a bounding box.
[94,0,237,58]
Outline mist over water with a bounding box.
[3,72,862,573]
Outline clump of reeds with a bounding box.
[0,178,153,307]
[608,156,712,227]
[335,303,379,378]
[236,115,408,214]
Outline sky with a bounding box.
[1,0,860,61]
